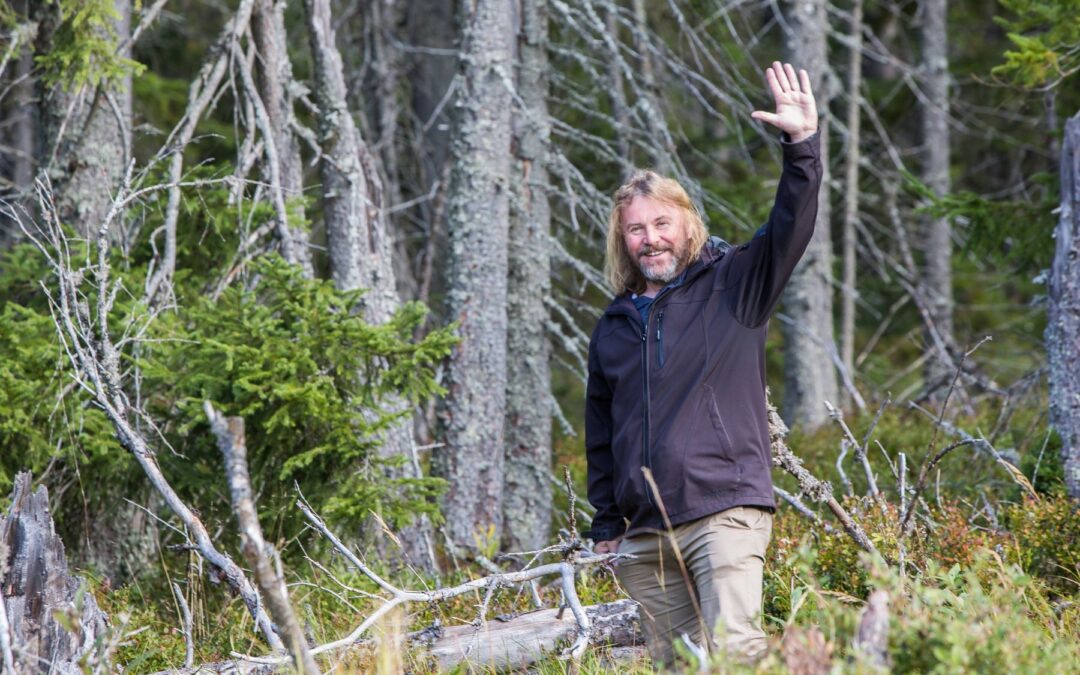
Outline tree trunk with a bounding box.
[1049,113,1080,499]
[920,0,954,397]
[502,0,553,553]
[34,0,132,237]
[434,0,514,549]
[840,0,863,402]
[252,0,313,276]
[780,0,838,429]
[1,473,109,672]
[302,0,437,572]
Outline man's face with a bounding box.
[622,195,690,288]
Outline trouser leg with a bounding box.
[684,506,773,660]
[615,532,704,666]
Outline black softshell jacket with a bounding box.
[584,133,822,542]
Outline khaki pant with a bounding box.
[616,506,773,666]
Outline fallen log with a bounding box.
[420,599,642,671]
[1,472,109,672]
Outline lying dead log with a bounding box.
[1,472,109,672]
[420,599,642,670]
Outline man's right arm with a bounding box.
[583,332,626,543]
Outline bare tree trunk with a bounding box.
[252,0,313,276]
[503,0,553,553]
[605,6,631,170]
[34,0,132,237]
[1049,113,1080,499]
[434,0,514,549]
[631,0,672,174]
[781,0,838,429]
[0,7,35,248]
[840,0,863,404]
[302,0,437,572]
[920,0,954,396]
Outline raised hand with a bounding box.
[750,61,818,142]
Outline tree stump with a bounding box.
[1,472,109,672]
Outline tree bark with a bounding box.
[1,473,109,672]
[502,0,553,553]
[252,0,313,276]
[301,0,437,572]
[434,0,515,549]
[34,0,132,238]
[1049,113,1080,499]
[781,0,838,429]
[920,0,955,396]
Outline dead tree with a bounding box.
[301,0,437,571]
[1,473,109,672]
[780,0,839,429]
[434,0,515,549]
[503,0,554,554]
[919,0,956,397]
[839,0,863,395]
[1049,113,1080,499]
[11,179,285,654]
[251,0,313,276]
[206,404,319,674]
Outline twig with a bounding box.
[825,400,881,502]
[171,582,195,670]
[774,486,836,534]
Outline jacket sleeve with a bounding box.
[724,131,823,328]
[582,327,626,542]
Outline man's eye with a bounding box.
[656,221,669,228]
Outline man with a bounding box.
[583,61,821,665]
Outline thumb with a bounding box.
[751,110,782,127]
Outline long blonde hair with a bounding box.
[605,170,709,295]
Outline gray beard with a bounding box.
[638,247,687,285]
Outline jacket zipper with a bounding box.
[657,310,665,368]
[640,316,653,507]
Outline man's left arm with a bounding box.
[724,61,824,328]
[725,132,822,327]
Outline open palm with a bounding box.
[751,62,818,142]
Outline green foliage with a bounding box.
[993,0,1080,88]
[0,240,135,501]
[1004,494,1080,594]
[142,255,456,533]
[904,169,1057,270]
[36,0,146,89]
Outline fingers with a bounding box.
[764,67,784,102]
[798,68,813,96]
[784,63,800,92]
[770,61,791,92]
[766,61,812,95]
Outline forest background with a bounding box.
[1,0,1079,672]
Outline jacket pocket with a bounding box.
[703,384,734,453]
